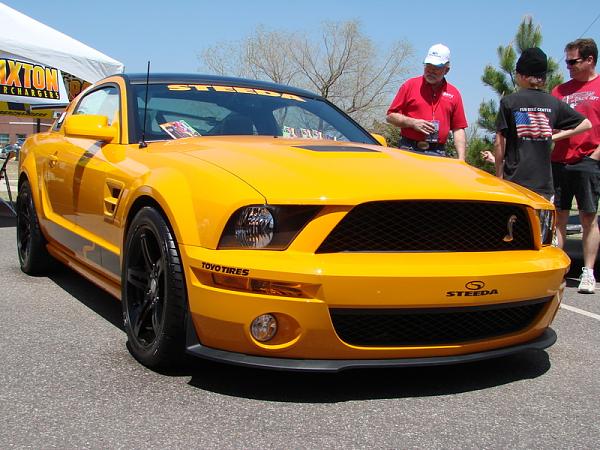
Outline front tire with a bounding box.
[122,207,187,369]
[17,180,53,275]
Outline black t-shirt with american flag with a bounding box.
[496,88,585,197]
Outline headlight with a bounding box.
[536,209,554,246]
[219,205,321,249]
[235,206,274,248]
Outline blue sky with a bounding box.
[3,0,599,128]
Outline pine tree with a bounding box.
[477,16,563,133]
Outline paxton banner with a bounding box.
[0,52,69,105]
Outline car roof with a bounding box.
[119,73,320,99]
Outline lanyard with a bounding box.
[430,82,444,120]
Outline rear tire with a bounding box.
[122,207,187,369]
[17,181,53,275]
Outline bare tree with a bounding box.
[200,40,249,79]
[245,26,301,85]
[199,20,413,126]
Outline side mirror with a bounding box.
[64,114,116,142]
[371,133,388,147]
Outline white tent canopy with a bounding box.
[0,2,123,83]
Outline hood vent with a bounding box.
[294,145,380,153]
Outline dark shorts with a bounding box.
[399,137,447,157]
[552,157,600,213]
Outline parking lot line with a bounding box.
[560,303,600,321]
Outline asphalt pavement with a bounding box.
[0,212,599,448]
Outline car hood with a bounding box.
[156,136,547,206]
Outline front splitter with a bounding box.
[185,324,557,373]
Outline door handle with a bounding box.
[49,154,58,168]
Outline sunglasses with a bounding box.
[565,57,585,66]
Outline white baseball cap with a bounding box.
[424,44,451,66]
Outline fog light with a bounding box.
[250,314,278,342]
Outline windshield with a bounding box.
[131,83,376,144]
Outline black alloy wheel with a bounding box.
[122,207,187,369]
[16,181,53,275]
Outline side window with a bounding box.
[73,86,119,125]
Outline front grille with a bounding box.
[330,297,550,346]
[316,201,533,253]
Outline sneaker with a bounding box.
[578,267,596,294]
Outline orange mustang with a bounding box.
[17,74,569,371]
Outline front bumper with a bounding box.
[180,244,569,365]
[186,324,557,372]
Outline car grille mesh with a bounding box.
[316,201,534,253]
[329,298,550,346]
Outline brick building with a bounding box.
[0,114,54,146]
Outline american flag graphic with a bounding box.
[514,111,552,138]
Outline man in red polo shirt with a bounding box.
[386,43,468,160]
[387,44,467,161]
[551,38,600,294]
